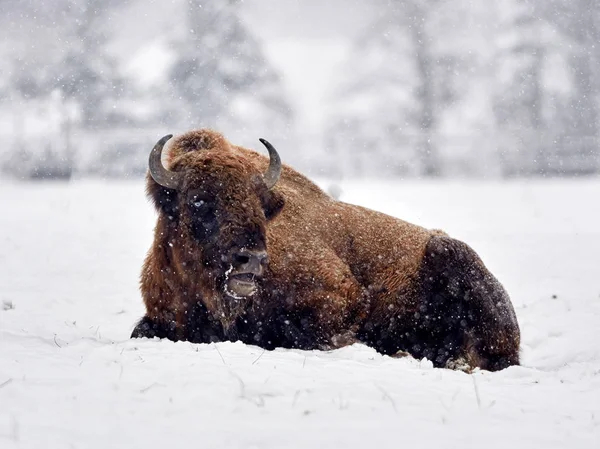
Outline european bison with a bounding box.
[132,129,520,371]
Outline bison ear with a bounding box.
[146,174,179,219]
[262,190,285,221]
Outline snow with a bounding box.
[1,179,599,448]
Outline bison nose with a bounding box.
[232,249,268,275]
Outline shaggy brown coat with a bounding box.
[133,129,520,371]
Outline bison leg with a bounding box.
[131,316,178,341]
[414,235,520,371]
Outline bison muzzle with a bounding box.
[131,129,520,371]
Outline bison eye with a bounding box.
[192,199,205,208]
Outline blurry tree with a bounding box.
[536,0,600,174]
[327,0,450,177]
[2,0,596,179]
[399,0,446,176]
[494,0,548,175]
[54,0,129,130]
[495,0,600,176]
[168,0,292,141]
[325,20,419,177]
[2,0,137,179]
[9,0,129,129]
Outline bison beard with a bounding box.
[131,129,521,371]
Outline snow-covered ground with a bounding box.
[1,179,599,448]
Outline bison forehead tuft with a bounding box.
[167,129,231,162]
[173,153,262,196]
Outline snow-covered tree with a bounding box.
[327,0,468,177]
[0,0,142,178]
[400,0,447,176]
[536,0,600,174]
[325,15,418,177]
[8,0,129,129]
[168,1,293,149]
[494,0,548,175]
[495,0,600,176]
[54,0,129,130]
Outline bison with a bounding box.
[132,129,520,371]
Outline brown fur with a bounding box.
[133,129,520,371]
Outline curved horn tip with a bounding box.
[148,133,182,190]
[259,137,282,189]
[258,138,279,159]
[151,134,173,153]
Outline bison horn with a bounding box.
[259,138,282,189]
[148,134,183,190]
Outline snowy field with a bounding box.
[1,178,599,448]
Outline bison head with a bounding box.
[146,131,285,322]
